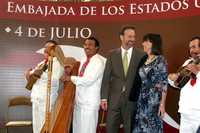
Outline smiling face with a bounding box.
[83,39,98,58]
[120,29,136,50]
[142,40,152,55]
[189,39,200,59]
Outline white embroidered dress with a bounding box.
[30,57,64,133]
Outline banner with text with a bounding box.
[0,0,200,22]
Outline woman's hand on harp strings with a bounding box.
[60,64,74,82]
[60,74,71,82]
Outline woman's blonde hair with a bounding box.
[54,45,76,67]
[45,40,76,67]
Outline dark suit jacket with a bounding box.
[129,54,147,101]
[101,47,146,109]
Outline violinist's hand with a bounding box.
[168,73,179,81]
[25,68,32,80]
[33,69,43,77]
[186,64,199,75]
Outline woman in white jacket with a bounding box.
[25,40,64,133]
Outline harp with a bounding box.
[50,62,79,133]
[40,56,79,133]
[41,56,53,133]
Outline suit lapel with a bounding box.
[126,48,140,80]
[115,49,126,80]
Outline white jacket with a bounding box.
[71,54,106,110]
[31,57,64,108]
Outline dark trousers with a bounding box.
[106,93,136,133]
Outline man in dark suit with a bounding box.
[100,26,146,133]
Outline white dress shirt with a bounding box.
[121,47,133,67]
[178,71,200,116]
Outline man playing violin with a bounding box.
[168,36,200,133]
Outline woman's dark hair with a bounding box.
[143,33,163,55]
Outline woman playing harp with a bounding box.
[25,40,76,133]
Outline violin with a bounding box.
[25,62,48,90]
[175,56,200,88]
